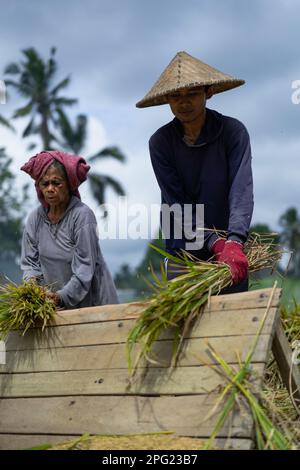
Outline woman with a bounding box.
[20,150,118,309]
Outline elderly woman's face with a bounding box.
[167,86,207,125]
[38,166,70,207]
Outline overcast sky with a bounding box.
[1,0,299,274]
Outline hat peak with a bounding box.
[136,51,245,108]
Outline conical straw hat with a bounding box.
[136,51,245,108]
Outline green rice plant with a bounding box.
[262,301,300,432]
[203,284,297,450]
[0,281,57,340]
[203,350,295,450]
[280,301,300,343]
[126,233,283,374]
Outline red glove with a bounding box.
[215,240,248,285]
[210,238,226,256]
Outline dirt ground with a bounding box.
[49,433,208,450]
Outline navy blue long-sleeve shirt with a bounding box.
[149,107,254,259]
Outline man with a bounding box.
[136,51,253,292]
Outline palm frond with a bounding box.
[88,173,105,205]
[4,78,30,93]
[0,115,15,131]
[46,47,57,82]
[4,63,21,75]
[55,110,87,153]
[53,97,78,107]
[27,142,38,151]
[88,146,126,163]
[12,100,34,118]
[22,116,36,138]
[55,108,74,141]
[51,77,71,96]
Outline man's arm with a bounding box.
[226,126,254,243]
[149,135,218,250]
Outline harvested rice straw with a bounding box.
[203,282,297,450]
[126,233,283,375]
[0,281,57,340]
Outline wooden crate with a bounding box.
[0,287,282,450]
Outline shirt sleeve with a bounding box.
[226,127,254,243]
[20,215,44,283]
[56,222,99,309]
[149,135,217,250]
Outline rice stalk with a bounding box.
[126,233,283,374]
[262,301,300,439]
[0,281,57,340]
[203,285,296,450]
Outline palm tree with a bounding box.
[56,109,126,207]
[4,47,77,149]
[279,207,300,277]
[0,147,29,281]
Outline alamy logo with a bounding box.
[0,80,6,104]
[94,197,205,251]
[291,80,300,104]
[0,341,5,365]
[292,340,300,365]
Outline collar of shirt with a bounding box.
[172,108,224,147]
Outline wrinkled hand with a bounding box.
[47,291,62,308]
[215,240,248,285]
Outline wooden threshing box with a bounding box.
[0,287,285,449]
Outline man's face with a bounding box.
[167,86,207,124]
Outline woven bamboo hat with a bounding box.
[136,51,245,108]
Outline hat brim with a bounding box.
[136,79,245,108]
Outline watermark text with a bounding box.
[0,80,6,104]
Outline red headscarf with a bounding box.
[21,150,90,207]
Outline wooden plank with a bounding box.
[4,307,278,352]
[6,288,279,330]
[0,395,253,437]
[0,363,265,397]
[51,302,142,325]
[272,317,300,407]
[0,434,254,450]
[0,334,271,373]
[44,288,282,327]
[0,287,280,452]
[189,287,281,313]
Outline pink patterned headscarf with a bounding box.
[21,150,90,207]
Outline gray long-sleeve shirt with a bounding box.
[21,196,118,309]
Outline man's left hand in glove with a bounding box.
[214,240,248,285]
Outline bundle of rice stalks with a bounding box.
[262,301,300,436]
[0,281,57,340]
[203,285,298,450]
[126,233,283,374]
[203,346,297,450]
[280,302,300,343]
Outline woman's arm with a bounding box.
[20,216,44,283]
[56,222,99,309]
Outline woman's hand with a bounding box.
[47,291,64,309]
